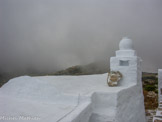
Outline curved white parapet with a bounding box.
[0,74,146,122]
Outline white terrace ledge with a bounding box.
[0,74,139,122]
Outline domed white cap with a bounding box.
[119,37,133,50]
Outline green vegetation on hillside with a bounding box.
[54,62,108,75]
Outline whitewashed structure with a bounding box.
[109,37,146,122]
[158,69,162,103]
[0,38,146,122]
[153,69,162,122]
[111,37,142,86]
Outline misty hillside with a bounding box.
[54,61,109,75]
[0,61,109,87]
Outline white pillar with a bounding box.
[158,69,162,103]
[110,37,142,86]
[111,37,146,122]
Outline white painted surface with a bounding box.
[0,74,123,122]
[110,38,146,122]
[116,85,146,122]
[119,37,133,50]
[116,50,136,57]
[0,38,146,122]
[153,107,162,122]
[158,69,162,103]
[0,73,146,122]
[153,69,162,121]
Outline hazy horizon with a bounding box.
[0,0,162,73]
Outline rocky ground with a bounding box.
[146,109,156,122]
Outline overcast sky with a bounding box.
[0,0,162,73]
